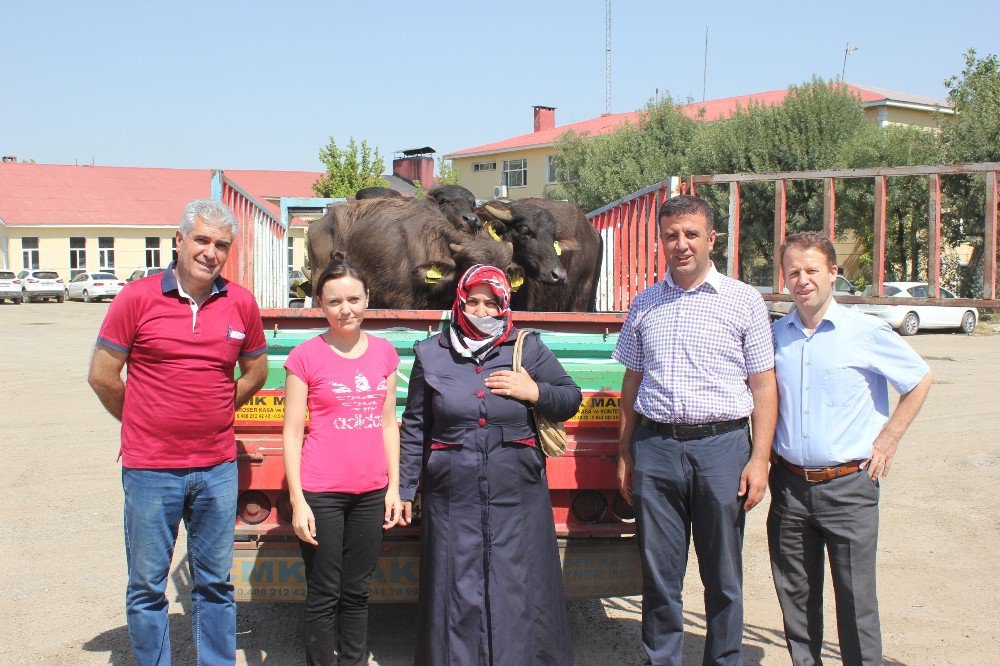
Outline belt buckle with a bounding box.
[804,468,828,483]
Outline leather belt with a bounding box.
[774,454,863,483]
[639,416,748,441]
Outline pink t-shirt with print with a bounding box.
[284,334,400,494]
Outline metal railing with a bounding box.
[587,164,1000,311]
[212,170,289,309]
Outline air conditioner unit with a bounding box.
[493,185,508,199]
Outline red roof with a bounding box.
[445,83,943,159]
[0,163,324,227]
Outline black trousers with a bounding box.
[300,487,386,666]
[767,464,881,666]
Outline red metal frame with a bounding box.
[773,179,787,292]
[985,170,998,300]
[928,174,942,298]
[587,163,1000,310]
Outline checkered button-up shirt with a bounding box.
[612,264,775,424]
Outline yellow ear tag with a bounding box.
[487,223,502,242]
[510,275,524,291]
[553,241,562,256]
[424,266,443,284]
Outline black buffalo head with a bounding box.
[354,187,402,200]
[476,201,567,285]
[427,184,481,232]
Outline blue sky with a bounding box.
[4,1,997,172]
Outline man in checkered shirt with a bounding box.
[614,195,777,666]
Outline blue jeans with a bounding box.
[122,460,237,666]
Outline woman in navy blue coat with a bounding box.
[399,265,581,665]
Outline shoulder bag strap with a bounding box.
[512,329,530,373]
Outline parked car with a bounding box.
[855,282,978,335]
[17,269,65,303]
[127,266,167,282]
[758,275,858,319]
[0,270,24,304]
[66,272,126,302]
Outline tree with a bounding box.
[436,158,460,186]
[549,95,697,212]
[943,49,1000,164]
[686,78,872,281]
[838,124,945,284]
[312,137,386,198]
[940,49,1000,295]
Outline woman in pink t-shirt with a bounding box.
[282,251,401,666]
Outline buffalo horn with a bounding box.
[483,205,513,222]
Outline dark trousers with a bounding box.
[300,487,386,666]
[632,424,750,666]
[767,463,881,666]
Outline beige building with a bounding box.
[445,85,954,202]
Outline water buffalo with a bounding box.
[427,184,481,232]
[307,198,516,310]
[354,186,403,199]
[477,199,602,312]
[476,200,567,285]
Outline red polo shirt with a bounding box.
[97,267,267,469]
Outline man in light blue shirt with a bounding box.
[770,231,932,666]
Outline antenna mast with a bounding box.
[605,0,611,114]
[841,42,857,82]
[702,25,709,102]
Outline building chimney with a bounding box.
[392,154,435,190]
[533,106,556,132]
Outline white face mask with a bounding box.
[466,312,506,336]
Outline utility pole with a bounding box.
[841,42,857,82]
[605,0,611,114]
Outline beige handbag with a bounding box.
[512,330,568,458]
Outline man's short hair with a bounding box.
[780,231,837,268]
[658,195,714,232]
[180,199,239,239]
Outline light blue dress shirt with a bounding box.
[773,301,930,467]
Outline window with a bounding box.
[99,237,115,270]
[547,155,558,184]
[502,159,527,188]
[473,162,497,172]
[288,237,295,270]
[172,236,178,263]
[21,237,39,270]
[907,285,928,298]
[69,237,87,278]
[145,237,161,268]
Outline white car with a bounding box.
[17,269,65,303]
[0,270,24,304]
[127,266,167,282]
[855,282,978,336]
[66,272,126,302]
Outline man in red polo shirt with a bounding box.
[89,198,268,665]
